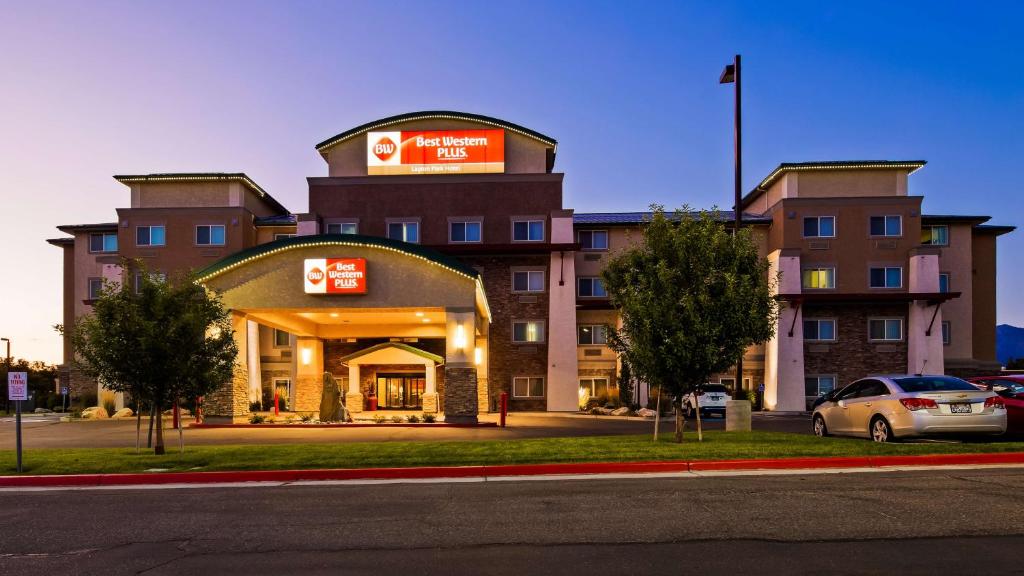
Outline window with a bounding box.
[512,220,544,242]
[512,270,545,293]
[804,375,837,398]
[869,318,903,341]
[272,378,292,403]
[274,329,290,348]
[921,225,949,246]
[387,221,419,243]
[577,277,608,297]
[578,230,609,250]
[942,321,951,345]
[802,267,835,289]
[939,273,950,294]
[274,233,295,241]
[893,376,977,393]
[88,278,103,300]
[802,216,836,238]
[869,215,902,237]
[195,225,226,246]
[326,222,358,235]
[512,320,544,343]
[136,225,166,247]
[803,319,836,341]
[513,376,545,398]
[89,233,118,253]
[450,221,482,243]
[869,267,902,288]
[579,378,609,397]
[577,325,608,345]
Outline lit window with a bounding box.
[512,220,544,242]
[450,221,482,243]
[274,329,290,347]
[579,378,609,397]
[578,230,609,250]
[196,225,226,246]
[512,321,544,343]
[513,376,545,397]
[939,273,950,293]
[578,277,608,297]
[512,270,545,293]
[803,216,836,238]
[804,376,836,397]
[869,318,903,341]
[941,321,951,345]
[802,268,835,289]
[869,215,902,237]
[387,221,419,243]
[577,325,608,345]
[869,267,902,288]
[89,233,118,253]
[326,222,358,235]
[88,278,103,300]
[803,319,836,341]
[136,225,166,247]
[921,225,949,246]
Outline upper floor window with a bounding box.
[939,273,950,293]
[869,266,902,289]
[88,278,104,300]
[512,320,545,343]
[273,233,295,241]
[450,221,482,243]
[868,318,903,341]
[136,225,165,247]
[387,221,419,243]
[512,270,545,293]
[578,230,609,250]
[512,220,544,242]
[577,277,608,297]
[195,225,226,246]
[802,267,835,289]
[89,233,118,253]
[274,329,290,348]
[577,324,608,345]
[803,319,836,341]
[921,225,949,246]
[802,216,835,238]
[869,215,902,237]
[326,222,358,235]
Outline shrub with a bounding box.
[249,401,262,413]
[422,413,436,423]
[101,395,116,417]
[300,414,313,423]
[406,414,420,423]
[79,390,98,409]
[390,415,404,423]
[373,413,387,424]
[249,413,266,424]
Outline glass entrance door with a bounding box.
[375,374,426,409]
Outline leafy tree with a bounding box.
[617,357,634,407]
[71,261,237,454]
[1,359,58,412]
[602,206,778,442]
[1006,357,1024,370]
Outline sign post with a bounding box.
[8,372,28,473]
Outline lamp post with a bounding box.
[720,54,745,401]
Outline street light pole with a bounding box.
[720,54,745,401]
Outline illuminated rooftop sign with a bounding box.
[367,129,504,175]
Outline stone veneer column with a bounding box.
[205,311,251,423]
[292,336,324,413]
[444,308,478,423]
[346,363,363,413]
[907,247,944,374]
[764,249,806,411]
[422,361,438,414]
[546,209,579,411]
[475,335,489,413]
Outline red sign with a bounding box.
[367,129,504,175]
[304,258,366,294]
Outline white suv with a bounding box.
[685,384,729,418]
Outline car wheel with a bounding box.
[812,414,829,437]
[870,417,893,443]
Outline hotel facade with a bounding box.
[48,111,1014,421]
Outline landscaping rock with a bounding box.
[610,407,630,416]
[636,408,657,418]
[594,407,614,415]
[81,406,109,419]
[33,407,53,413]
[111,408,134,419]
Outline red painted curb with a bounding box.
[2,452,1023,488]
[190,422,498,429]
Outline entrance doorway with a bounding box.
[375,373,426,409]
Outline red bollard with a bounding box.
[499,392,508,427]
[172,402,180,430]
[274,392,280,416]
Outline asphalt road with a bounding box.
[1,467,1022,575]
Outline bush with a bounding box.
[373,413,387,424]
[249,413,266,424]
[79,390,98,409]
[101,396,116,417]
[249,401,262,413]
[390,415,404,423]
[406,414,420,423]
[588,391,622,409]
[300,414,313,423]
[422,413,436,423]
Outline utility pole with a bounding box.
[720,54,745,401]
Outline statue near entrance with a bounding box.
[319,372,348,423]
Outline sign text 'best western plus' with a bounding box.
[304,258,367,294]
[367,129,504,175]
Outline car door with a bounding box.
[827,382,867,435]
[844,380,890,437]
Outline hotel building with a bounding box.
[48,111,1014,420]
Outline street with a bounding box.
[1,466,1022,575]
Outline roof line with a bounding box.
[337,342,443,365]
[113,173,289,215]
[314,111,557,155]
[742,161,927,209]
[56,222,119,233]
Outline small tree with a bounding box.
[602,206,778,442]
[71,262,237,454]
[617,357,634,407]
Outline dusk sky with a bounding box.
[1,0,1021,363]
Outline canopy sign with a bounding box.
[304,258,367,294]
[367,129,504,175]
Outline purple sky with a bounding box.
[1,1,1021,363]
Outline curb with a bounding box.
[190,422,498,429]
[2,452,1024,488]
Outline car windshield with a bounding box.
[702,385,728,394]
[894,376,978,393]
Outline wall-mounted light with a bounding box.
[301,347,312,365]
[474,347,482,365]
[454,324,467,350]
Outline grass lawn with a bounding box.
[3,431,1024,476]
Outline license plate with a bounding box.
[949,403,972,414]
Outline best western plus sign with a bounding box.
[304,258,367,294]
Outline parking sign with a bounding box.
[8,372,28,401]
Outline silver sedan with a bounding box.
[812,375,1007,442]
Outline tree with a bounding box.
[1006,357,1024,370]
[71,262,237,454]
[617,357,634,408]
[602,206,778,443]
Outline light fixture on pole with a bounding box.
[720,54,745,401]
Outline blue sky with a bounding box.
[1,0,1021,362]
